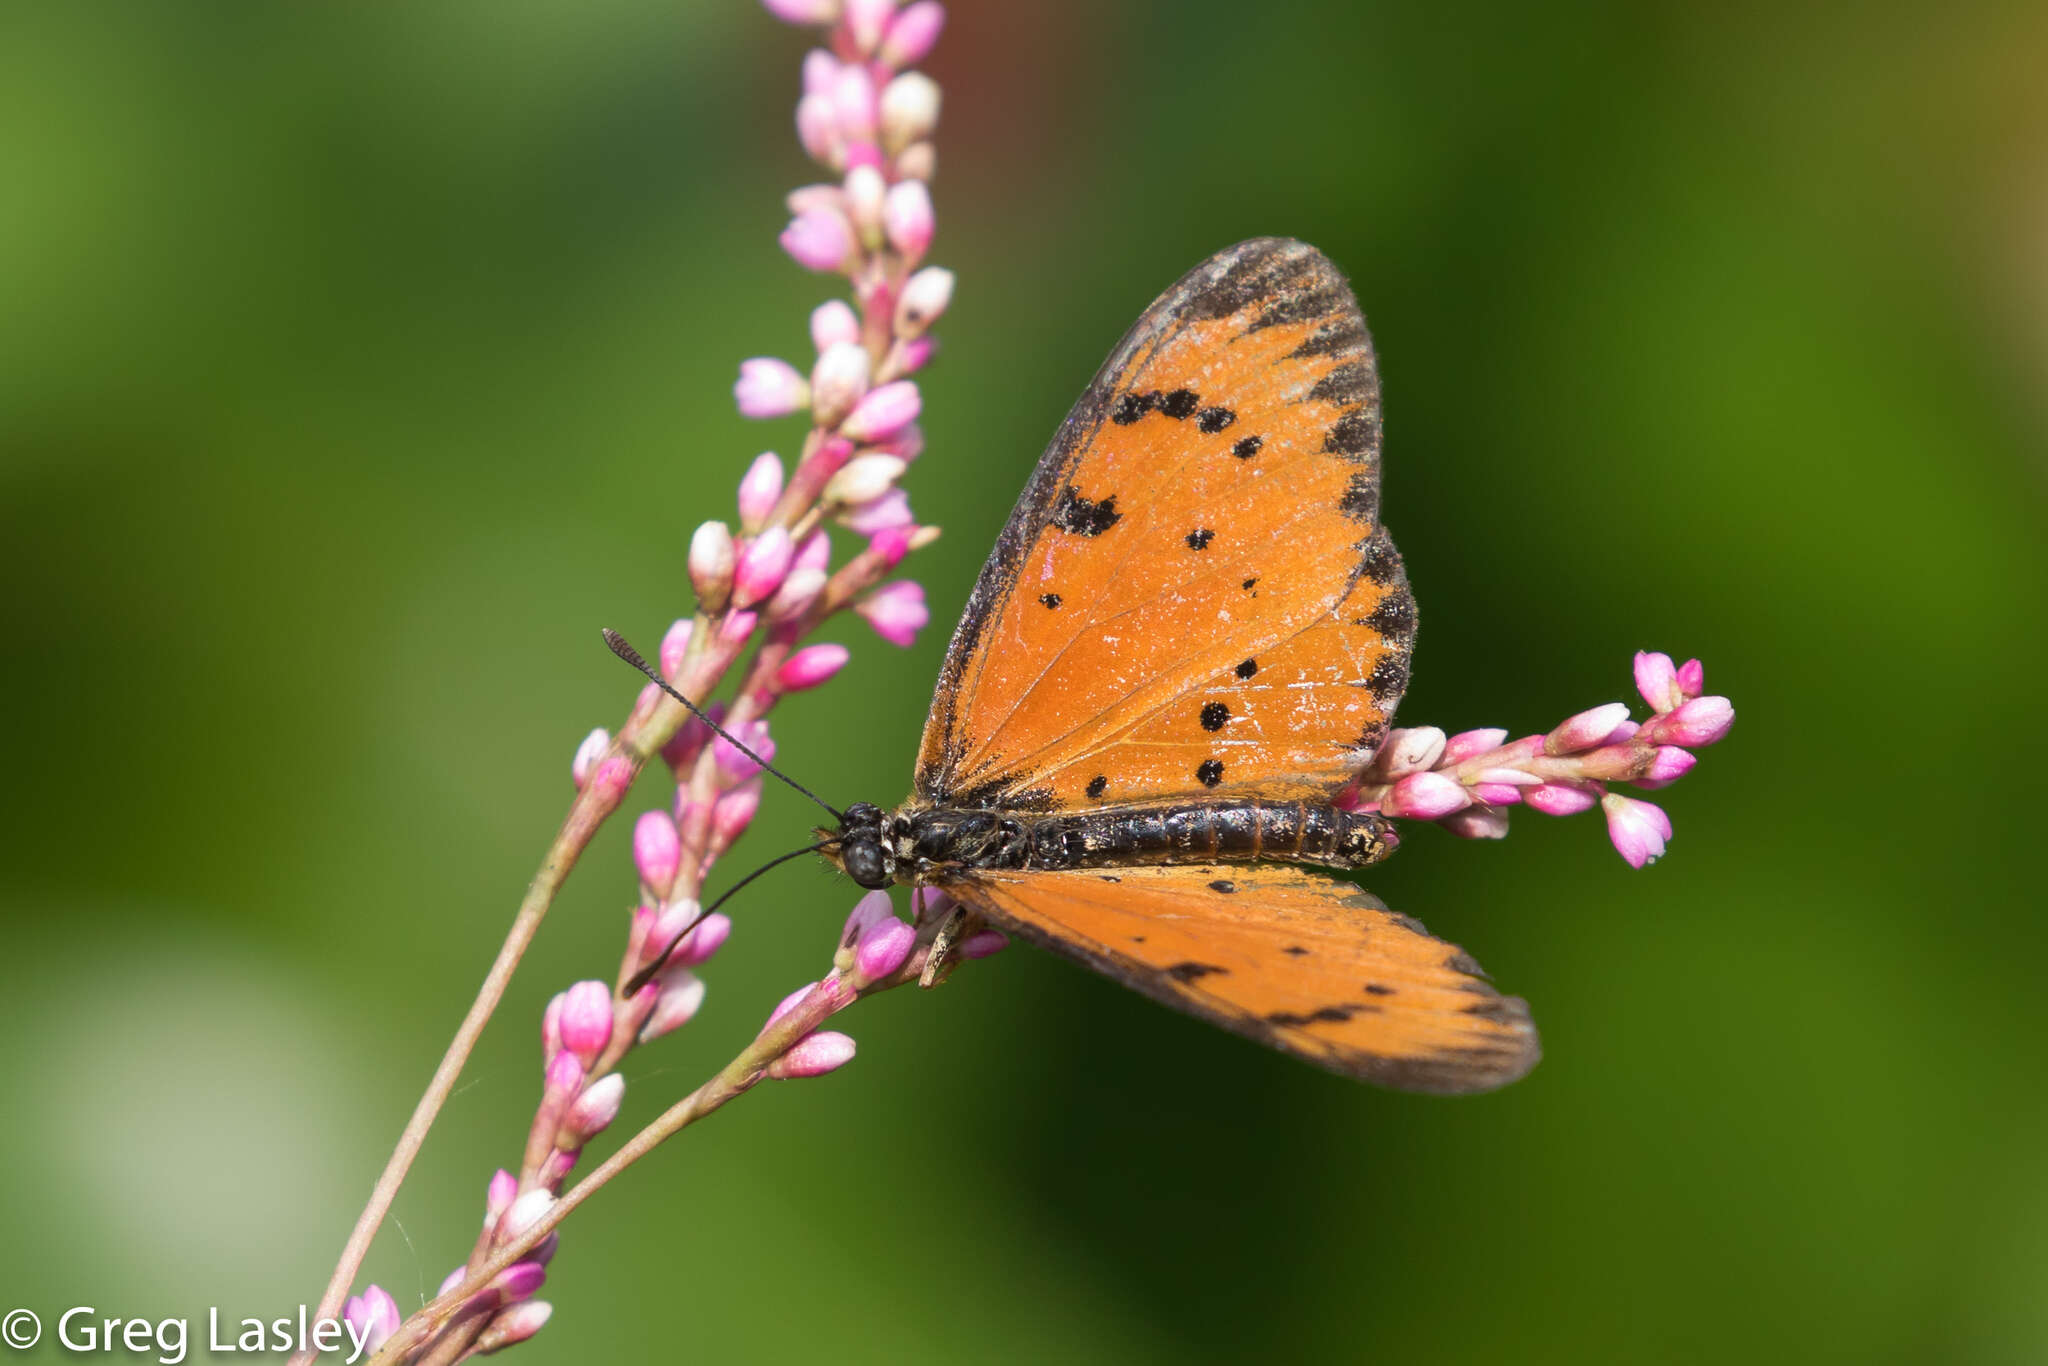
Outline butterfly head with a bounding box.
[833,801,893,889]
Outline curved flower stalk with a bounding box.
[305,3,968,1360]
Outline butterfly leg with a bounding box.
[919,899,969,989]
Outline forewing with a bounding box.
[944,863,1539,1094]
[915,239,1416,810]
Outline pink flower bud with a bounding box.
[633,810,681,896]
[562,1072,625,1143]
[825,453,908,504]
[486,1169,518,1223]
[1602,793,1672,868]
[493,1260,548,1301]
[1376,726,1447,778]
[503,1189,556,1239]
[540,991,564,1064]
[894,140,935,181]
[557,980,614,1068]
[879,71,940,154]
[810,299,861,352]
[844,163,888,247]
[845,0,894,52]
[474,1301,554,1353]
[762,0,841,22]
[639,970,707,1043]
[734,357,808,418]
[713,718,776,781]
[802,49,839,97]
[842,379,922,442]
[711,777,763,846]
[960,927,1009,958]
[672,911,732,967]
[570,728,610,789]
[689,520,737,610]
[343,1287,400,1356]
[1633,650,1682,713]
[1677,657,1705,696]
[868,525,913,568]
[658,619,694,678]
[1642,745,1697,785]
[1469,783,1525,805]
[769,1030,857,1079]
[1546,702,1633,755]
[896,335,937,373]
[781,210,856,272]
[737,452,785,529]
[1382,770,1472,820]
[842,486,915,535]
[829,62,879,140]
[795,92,842,166]
[719,609,759,644]
[734,526,795,606]
[857,578,929,646]
[779,642,851,692]
[1526,781,1601,816]
[809,340,873,427]
[767,566,828,622]
[1441,806,1511,839]
[765,981,819,1032]
[882,179,934,260]
[1640,695,1734,748]
[895,265,954,335]
[879,1,945,66]
[854,914,916,984]
[1442,727,1509,764]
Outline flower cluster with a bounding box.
[1346,651,1734,866]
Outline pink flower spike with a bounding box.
[734,357,808,418]
[1526,781,1600,816]
[557,980,613,1069]
[1602,793,1673,868]
[842,380,923,442]
[765,982,819,1032]
[639,971,707,1043]
[857,579,929,646]
[1441,727,1509,764]
[1442,806,1512,840]
[1470,783,1525,805]
[879,71,940,154]
[781,210,856,273]
[658,619,695,678]
[671,911,732,967]
[854,915,917,984]
[343,1287,400,1356]
[563,1072,626,1143]
[880,1,945,66]
[1383,771,1472,820]
[895,265,954,335]
[734,526,795,606]
[1547,702,1633,756]
[842,486,914,535]
[769,1030,858,1079]
[570,728,610,789]
[1634,651,1681,713]
[474,1302,554,1354]
[960,927,1009,959]
[845,0,894,54]
[882,179,934,260]
[779,643,851,692]
[737,453,785,529]
[1641,695,1735,748]
[634,808,682,895]
[762,0,841,23]
[486,1169,518,1223]
[810,341,873,428]
[810,298,861,352]
[493,1260,549,1301]
[1676,659,1706,701]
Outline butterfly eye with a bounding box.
[843,838,890,889]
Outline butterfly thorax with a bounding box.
[829,798,1394,890]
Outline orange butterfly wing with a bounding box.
[945,864,1539,1093]
[914,238,1415,809]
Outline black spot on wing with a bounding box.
[1356,530,1403,586]
[1085,774,1108,799]
[1158,388,1200,419]
[1185,528,1214,550]
[1325,410,1380,460]
[1232,434,1263,460]
[1167,961,1229,983]
[1241,577,1258,594]
[1200,701,1230,731]
[1268,1003,1377,1026]
[1289,315,1367,359]
[1051,486,1121,537]
[1197,406,1236,433]
[1283,945,1311,957]
[1361,590,1416,640]
[1208,879,1236,893]
[1365,983,1396,996]
[1234,658,1258,679]
[1364,653,1410,703]
[1196,759,1225,787]
[1339,469,1379,522]
[1038,592,1062,609]
[1111,391,1156,425]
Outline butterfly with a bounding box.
[828,238,1540,1094]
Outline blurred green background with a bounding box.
[4,1,2045,1362]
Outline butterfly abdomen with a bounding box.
[893,800,1393,878]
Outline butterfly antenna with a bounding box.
[624,838,835,995]
[601,628,843,821]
